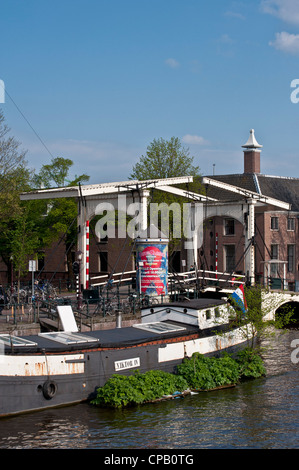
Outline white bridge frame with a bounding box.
[21,176,290,289]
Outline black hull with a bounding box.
[0,328,249,418]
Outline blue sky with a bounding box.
[1,0,299,184]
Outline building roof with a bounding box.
[201,127,299,211]
[203,173,299,211]
[242,129,263,149]
[258,175,299,211]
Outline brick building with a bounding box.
[196,129,299,290]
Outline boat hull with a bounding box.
[0,325,249,418]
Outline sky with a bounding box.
[1,0,299,184]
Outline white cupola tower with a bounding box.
[242,129,262,174]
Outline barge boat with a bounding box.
[0,297,250,417]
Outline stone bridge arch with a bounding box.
[262,291,299,321]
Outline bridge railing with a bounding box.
[90,268,246,292]
[169,269,245,290]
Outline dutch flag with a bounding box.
[231,285,247,314]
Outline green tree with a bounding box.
[229,285,295,349]
[130,137,200,181]
[34,157,89,277]
[0,110,27,176]
[0,110,36,284]
[32,156,84,188]
[9,202,42,298]
[129,136,203,257]
[0,110,29,223]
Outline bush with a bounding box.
[91,349,266,408]
[176,352,240,390]
[91,370,188,408]
[236,348,266,379]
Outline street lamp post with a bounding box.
[77,251,82,309]
[10,255,13,295]
[73,250,82,310]
[138,261,144,296]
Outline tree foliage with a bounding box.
[229,284,295,348]
[129,137,203,254]
[32,156,89,189]
[0,110,27,176]
[0,110,91,285]
[33,157,90,276]
[0,110,36,283]
[130,137,200,180]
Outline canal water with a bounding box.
[0,328,298,450]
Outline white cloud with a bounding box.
[261,0,299,25]
[219,34,234,44]
[224,11,245,20]
[269,31,299,54]
[23,137,143,184]
[165,58,180,68]
[182,134,209,145]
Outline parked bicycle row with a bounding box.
[1,280,60,303]
[0,284,163,319]
[74,291,160,316]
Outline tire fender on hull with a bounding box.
[42,380,58,400]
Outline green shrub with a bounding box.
[176,352,240,390]
[91,370,188,408]
[236,348,266,379]
[91,349,266,408]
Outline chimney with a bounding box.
[242,129,262,174]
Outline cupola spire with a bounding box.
[242,129,263,149]
[242,129,262,174]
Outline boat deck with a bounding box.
[0,297,230,355]
[0,320,200,354]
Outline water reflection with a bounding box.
[0,329,298,449]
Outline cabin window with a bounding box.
[215,307,220,318]
[206,310,211,320]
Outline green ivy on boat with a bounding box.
[91,348,266,408]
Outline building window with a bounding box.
[224,219,235,235]
[271,216,279,230]
[270,263,279,277]
[288,245,295,272]
[271,244,278,260]
[38,257,44,272]
[270,245,279,276]
[287,218,295,231]
[99,251,108,272]
[224,245,235,272]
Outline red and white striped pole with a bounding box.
[86,220,89,289]
[215,232,218,279]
